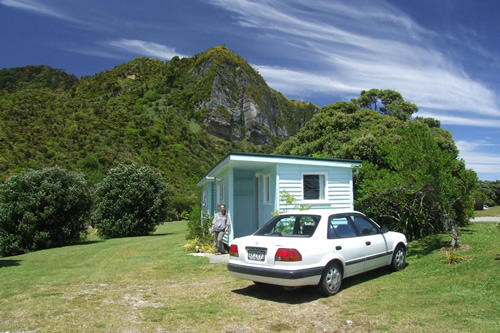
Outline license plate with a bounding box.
[248,250,266,261]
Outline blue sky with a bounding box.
[1,0,499,181]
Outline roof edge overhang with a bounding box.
[197,152,362,187]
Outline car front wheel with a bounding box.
[318,261,342,296]
[391,245,406,271]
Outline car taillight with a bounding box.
[229,244,239,257]
[275,248,302,262]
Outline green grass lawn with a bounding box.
[1,222,499,332]
[475,205,500,217]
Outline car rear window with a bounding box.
[254,215,321,237]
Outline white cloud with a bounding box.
[105,39,187,60]
[66,47,125,60]
[456,140,500,177]
[210,0,500,120]
[0,0,76,22]
[417,112,500,128]
[253,64,361,95]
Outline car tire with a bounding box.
[317,261,342,296]
[391,245,406,271]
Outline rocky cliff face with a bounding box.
[190,46,319,145]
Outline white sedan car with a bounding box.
[227,209,408,296]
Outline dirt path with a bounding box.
[471,217,499,222]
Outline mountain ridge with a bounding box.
[0,45,318,217]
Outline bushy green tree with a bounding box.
[0,167,91,257]
[351,88,418,120]
[92,164,169,239]
[472,190,488,210]
[276,90,477,246]
[477,180,500,207]
[354,122,476,245]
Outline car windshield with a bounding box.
[254,214,321,237]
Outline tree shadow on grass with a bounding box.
[0,259,22,268]
[408,234,449,257]
[77,240,103,246]
[149,233,174,237]
[231,266,404,304]
[460,228,476,235]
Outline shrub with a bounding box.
[185,205,213,252]
[92,164,169,239]
[186,205,211,240]
[0,167,91,257]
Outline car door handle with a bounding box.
[336,246,342,250]
[365,241,371,246]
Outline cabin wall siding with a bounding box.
[277,164,353,211]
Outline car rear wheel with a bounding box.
[391,245,406,271]
[318,261,342,296]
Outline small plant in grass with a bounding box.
[183,237,214,253]
[444,248,465,264]
[183,237,200,252]
[199,242,214,253]
[92,164,169,239]
[0,167,92,256]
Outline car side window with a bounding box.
[350,215,378,236]
[328,216,357,239]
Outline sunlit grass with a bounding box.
[0,222,498,332]
[475,205,500,217]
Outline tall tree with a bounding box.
[351,88,418,120]
[276,90,476,246]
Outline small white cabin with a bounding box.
[197,152,361,245]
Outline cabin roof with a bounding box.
[197,152,361,186]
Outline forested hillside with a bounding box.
[0,46,318,216]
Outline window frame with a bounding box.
[216,180,224,204]
[202,188,207,207]
[263,174,270,205]
[301,172,327,202]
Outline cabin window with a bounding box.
[303,174,326,200]
[216,180,224,204]
[202,189,207,207]
[263,175,270,204]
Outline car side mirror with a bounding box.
[380,226,389,234]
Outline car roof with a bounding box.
[277,209,363,216]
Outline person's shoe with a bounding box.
[215,252,221,255]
